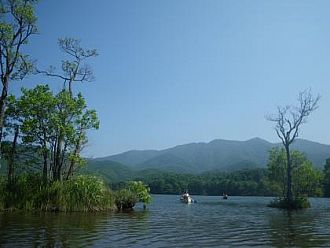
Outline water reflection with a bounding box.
[111,209,150,235]
[0,212,110,247]
[268,209,330,247]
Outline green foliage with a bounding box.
[0,0,38,80]
[0,176,5,209]
[267,148,323,198]
[267,148,287,196]
[0,174,115,212]
[127,181,151,204]
[114,181,151,210]
[267,148,324,209]
[323,158,330,197]
[5,85,100,181]
[114,189,137,210]
[107,168,274,196]
[56,175,114,212]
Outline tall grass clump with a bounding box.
[0,175,6,210]
[58,175,115,212]
[2,173,44,210]
[0,174,115,212]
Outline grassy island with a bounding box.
[0,174,151,212]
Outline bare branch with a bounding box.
[39,37,98,95]
[36,68,70,81]
[267,89,320,146]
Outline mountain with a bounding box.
[88,138,330,174]
[82,160,135,182]
[95,150,160,166]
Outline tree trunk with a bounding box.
[53,135,63,181]
[66,140,81,180]
[54,134,65,181]
[285,144,293,203]
[42,131,48,183]
[0,76,9,167]
[7,126,18,183]
[42,149,48,183]
[68,81,73,98]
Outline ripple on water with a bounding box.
[1,196,330,247]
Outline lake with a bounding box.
[1,195,330,247]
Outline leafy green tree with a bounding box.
[7,85,99,182]
[293,160,323,197]
[37,38,98,180]
[0,0,38,159]
[3,95,21,182]
[323,158,330,197]
[267,148,323,198]
[17,85,56,182]
[266,89,319,208]
[45,89,99,181]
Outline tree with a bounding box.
[7,85,99,182]
[0,0,38,161]
[267,148,287,196]
[3,95,22,183]
[36,38,98,180]
[266,89,320,207]
[324,158,330,197]
[17,85,56,182]
[267,148,323,198]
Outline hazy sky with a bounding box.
[11,0,330,157]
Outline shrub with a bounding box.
[114,181,151,210]
[114,189,137,210]
[127,181,152,204]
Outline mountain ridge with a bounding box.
[88,137,330,174]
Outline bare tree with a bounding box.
[0,0,38,164]
[266,89,320,204]
[37,37,98,96]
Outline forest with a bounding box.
[110,149,330,198]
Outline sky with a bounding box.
[10,0,330,157]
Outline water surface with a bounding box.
[1,195,330,247]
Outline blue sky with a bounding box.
[11,0,330,157]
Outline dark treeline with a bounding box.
[110,169,273,196]
[109,155,330,197]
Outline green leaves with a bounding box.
[0,0,38,75]
[267,148,323,197]
[0,22,13,41]
[127,181,152,204]
[5,84,100,181]
[114,181,152,210]
[323,159,330,197]
[14,4,37,25]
